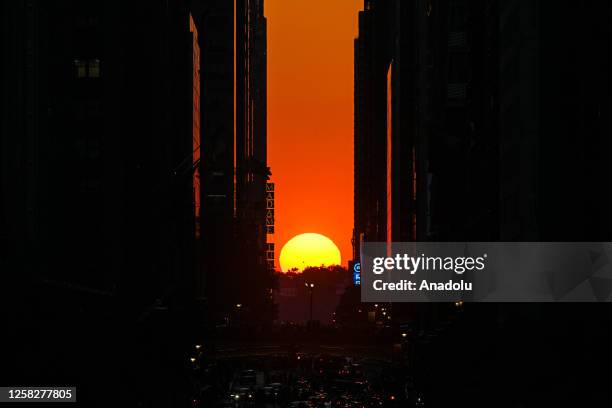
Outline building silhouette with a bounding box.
[352,1,612,404]
[186,1,274,324]
[353,0,390,259]
[1,0,202,404]
[497,1,612,241]
[235,0,276,323]
[353,0,500,260]
[192,1,237,322]
[354,0,612,252]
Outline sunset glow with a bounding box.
[266,0,362,268]
[279,233,341,272]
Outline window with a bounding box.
[89,59,100,78]
[74,59,101,78]
[74,60,87,78]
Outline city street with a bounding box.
[191,349,420,407]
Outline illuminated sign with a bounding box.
[266,242,275,271]
[350,260,361,286]
[266,183,274,234]
[266,243,275,261]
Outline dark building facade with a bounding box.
[353,1,612,404]
[353,0,391,259]
[194,0,274,323]
[192,0,237,320]
[353,0,500,261]
[1,0,201,404]
[498,1,612,241]
[234,0,275,322]
[354,0,612,253]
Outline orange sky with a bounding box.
[266,0,362,269]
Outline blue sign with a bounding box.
[352,261,361,286]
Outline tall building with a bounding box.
[415,0,500,242]
[193,0,237,320]
[353,0,501,328]
[353,0,391,260]
[353,0,612,340]
[160,0,276,325]
[1,0,202,402]
[234,0,275,322]
[187,0,274,323]
[353,0,500,257]
[352,5,612,403]
[498,1,612,241]
[353,0,422,253]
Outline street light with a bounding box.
[305,282,315,323]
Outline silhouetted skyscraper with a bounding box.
[353,0,500,330]
[353,0,500,257]
[1,1,202,400]
[353,0,389,259]
[235,0,275,322]
[497,0,612,241]
[192,0,237,320]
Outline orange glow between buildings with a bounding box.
[266,0,362,269]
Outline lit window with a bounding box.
[74,60,87,78]
[89,59,100,78]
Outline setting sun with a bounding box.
[279,233,342,272]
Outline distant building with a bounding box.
[274,268,350,325]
